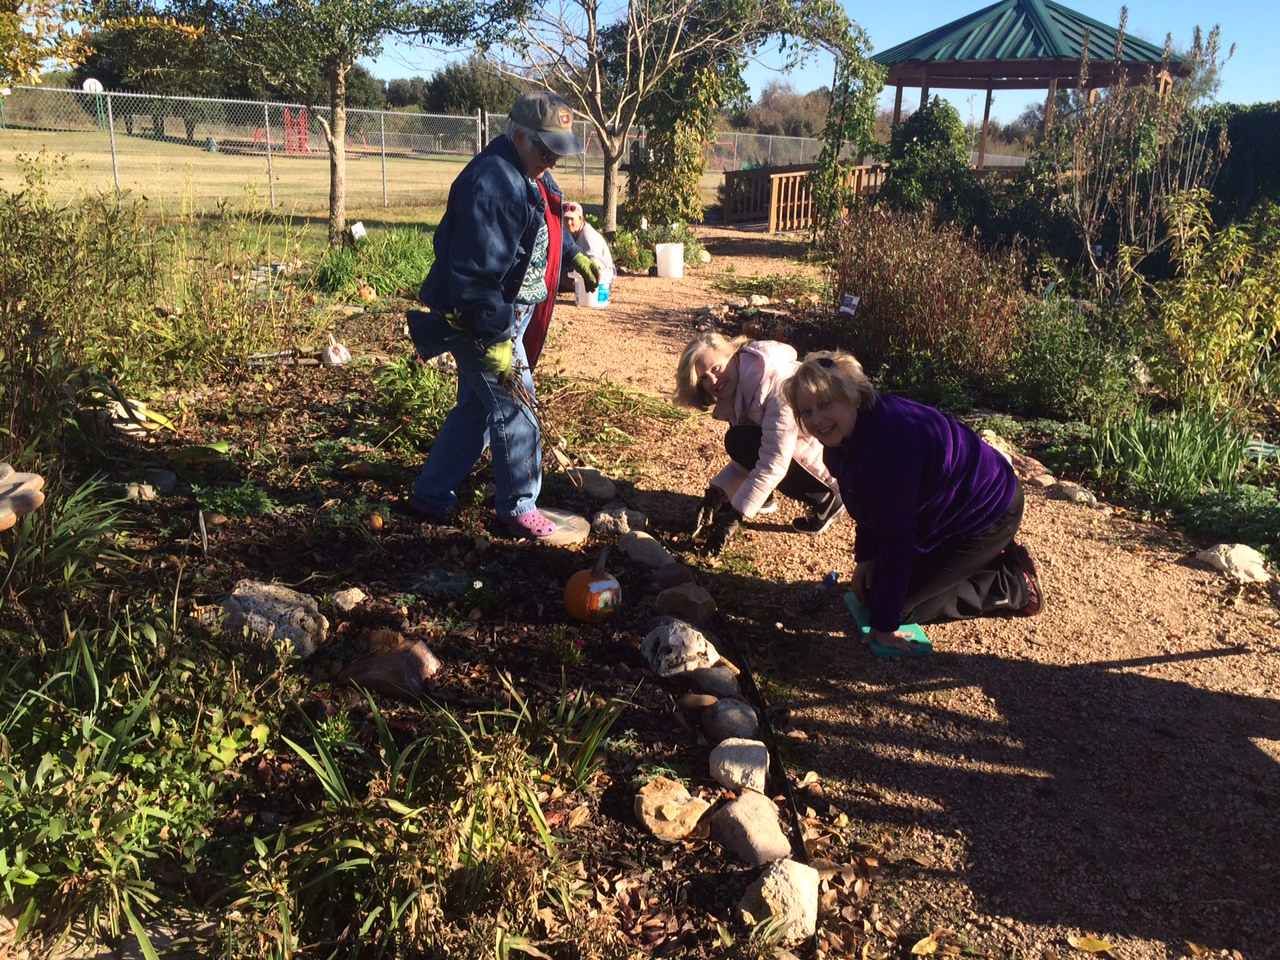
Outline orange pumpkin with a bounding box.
[564,548,621,622]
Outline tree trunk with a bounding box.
[601,140,624,234]
[327,61,348,248]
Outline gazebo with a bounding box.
[873,0,1189,166]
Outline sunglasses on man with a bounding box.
[528,134,560,165]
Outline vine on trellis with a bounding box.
[809,28,884,244]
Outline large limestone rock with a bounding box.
[591,503,648,539]
[1196,543,1271,583]
[642,619,721,677]
[737,859,820,943]
[221,580,329,657]
[634,776,710,841]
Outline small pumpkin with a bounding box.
[564,548,621,623]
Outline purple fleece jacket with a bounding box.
[823,393,1016,632]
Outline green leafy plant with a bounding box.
[1090,400,1249,506]
[372,355,455,455]
[313,227,435,299]
[1007,296,1142,422]
[611,228,654,273]
[193,481,280,518]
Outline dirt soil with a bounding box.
[539,227,1280,960]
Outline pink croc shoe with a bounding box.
[502,509,558,539]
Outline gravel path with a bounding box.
[542,227,1280,960]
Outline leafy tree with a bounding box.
[422,54,527,115]
[729,80,830,137]
[3,1,92,86]
[210,0,517,247]
[386,75,427,109]
[504,0,858,233]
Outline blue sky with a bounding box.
[363,0,1277,124]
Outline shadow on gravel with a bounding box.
[796,648,1280,954]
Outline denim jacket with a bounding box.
[418,135,575,347]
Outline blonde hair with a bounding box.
[673,331,750,408]
[782,350,879,416]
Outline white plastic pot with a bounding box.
[655,242,685,279]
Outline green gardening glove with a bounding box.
[571,252,601,291]
[481,339,514,380]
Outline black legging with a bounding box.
[724,424,833,510]
[900,483,1030,624]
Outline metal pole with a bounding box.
[263,102,276,208]
[475,107,483,153]
[105,92,121,201]
[380,111,388,207]
[580,120,586,194]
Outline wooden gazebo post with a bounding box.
[977,87,993,168]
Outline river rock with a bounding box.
[710,790,792,866]
[702,698,759,743]
[685,665,742,697]
[1048,480,1098,505]
[620,531,674,568]
[651,562,698,590]
[569,467,617,501]
[338,638,440,699]
[655,583,717,625]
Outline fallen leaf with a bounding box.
[912,933,939,955]
[567,804,590,829]
[1067,936,1114,953]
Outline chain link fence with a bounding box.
[0,85,831,212]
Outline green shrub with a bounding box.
[0,160,159,459]
[1129,192,1280,408]
[880,97,978,222]
[313,227,434,298]
[1089,400,1249,507]
[820,204,1028,395]
[1007,296,1141,422]
[373,355,455,455]
[611,228,654,273]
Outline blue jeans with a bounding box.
[407,306,541,519]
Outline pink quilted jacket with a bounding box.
[709,340,840,518]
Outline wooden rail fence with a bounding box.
[723,162,887,233]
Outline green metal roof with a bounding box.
[873,0,1184,89]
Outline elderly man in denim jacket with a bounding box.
[405,91,600,539]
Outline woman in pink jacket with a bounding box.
[674,332,843,554]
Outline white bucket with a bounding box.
[574,271,611,309]
[655,242,685,279]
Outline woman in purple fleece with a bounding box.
[783,350,1043,654]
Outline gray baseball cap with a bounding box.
[509,91,584,156]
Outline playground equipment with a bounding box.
[283,107,309,153]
